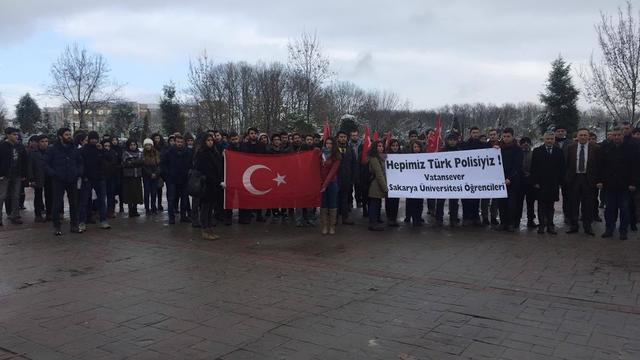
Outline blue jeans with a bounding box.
[143,177,158,211]
[79,179,107,223]
[605,190,630,233]
[167,182,189,218]
[321,181,338,209]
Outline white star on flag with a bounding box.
[272,173,287,186]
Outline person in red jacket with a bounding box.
[320,137,341,235]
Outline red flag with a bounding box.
[373,131,379,141]
[224,149,321,209]
[322,118,330,141]
[426,115,443,153]
[360,127,371,164]
[384,130,392,150]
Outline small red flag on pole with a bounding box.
[361,127,371,164]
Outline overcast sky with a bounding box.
[0,0,624,116]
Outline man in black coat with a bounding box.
[336,131,358,225]
[566,128,599,235]
[597,127,639,240]
[530,131,565,234]
[460,126,490,226]
[496,128,523,232]
[239,127,266,224]
[161,135,193,224]
[0,127,28,225]
[515,137,537,229]
[28,135,52,222]
[78,131,110,230]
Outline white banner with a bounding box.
[385,148,507,199]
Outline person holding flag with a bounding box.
[319,137,341,235]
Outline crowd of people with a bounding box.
[0,122,638,241]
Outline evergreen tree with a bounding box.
[160,83,184,135]
[36,109,55,135]
[141,110,150,140]
[108,102,137,138]
[538,56,580,135]
[15,93,41,134]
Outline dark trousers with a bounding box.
[33,179,53,218]
[143,177,158,211]
[106,179,116,213]
[498,185,519,228]
[406,198,423,225]
[200,200,215,228]
[462,199,480,221]
[435,199,459,222]
[538,200,555,229]
[426,198,435,215]
[569,174,594,229]
[515,183,536,225]
[167,182,189,218]
[481,198,498,221]
[157,182,164,209]
[593,188,601,219]
[605,190,630,234]
[52,180,78,230]
[79,179,107,223]
[561,183,570,220]
[630,193,637,227]
[368,198,382,225]
[0,176,21,219]
[338,186,352,220]
[385,197,399,223]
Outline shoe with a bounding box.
[168,216,176,225]
[388,220,399,227]
[34,216,46,223]
[100,222,111,229]
[527,221,538,228]
[45,215,53,222]
[70,226,83,234]
[368,224,385,231]
[620,232,628,241]
[566,228,579,234]
[145,210,151,216]
[482,218,491,226]
[547,227,557,235]
[295,219,305,227]
[54,229,62,236]
[504,225,515,232]
[491,219,499,226]
[239,219,250,225]
[158,205,164,211]
[594,216,602,222]
[328,209,337,234]
[130,212,141,218]
[180,216,192,223]
[320,208,328,235]
[601,231,614,238]
[78,223,87,232]
[224,218,232,226]
[256,215,266,223]
[584,227,595,236]
[434,220,444,227]
[631,224,638,232]
[201,230,220,241]
[107,211,115,219]
[192,222,202,228]
[403,217,410,223]
[9,217,23,225]
[537,227,545,234]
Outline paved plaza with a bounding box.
[2,205,640,359]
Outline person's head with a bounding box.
[555,126,567,139]
[102,134,111,141]
[57,127,72,144]
[610,127,623,145]
[487,128,498,142]
[469,127,480,140]
[143,138,154,151]
[313,133,321,145]
[101,139,111,151]
[87,131,99,145]
[198,133,214,149]
[167,135,176,146]
[349,130,359,143]
[622,121,632,136]
[259,133,269,145]
[213,130,223,143]
[501,128,514,144]
[389,139,400,153]
[175,135,185,149]
[304,135,313,146]
[426,129,435,138]
[28,135,38,149]
[74,132,87,146]
[632,128,640,140]
[4,127,19,144]
[337,131,348,145]
[323,136,335,151]
[184,133,194,148]
[228,131,240,145]
[152,134,163,145]
[125,139,138,152]
[408,130,418,142]
[292,133,302,146]
[246,127,258,142]
[576,128,589,144]
[279,131,289,144]
[543,131,555,147]
[271,134,281,148]
[589,132,597,144]
[37,135,49,150]
[519,136,532,151]
[410,140,423,153]
[368,140,384,158]
[446,133,459,148]
[111,137,119,146]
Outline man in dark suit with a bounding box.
[530,131,565,234]
[565,128,598,235]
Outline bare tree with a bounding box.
[187,51,219,128]
[48,44,121,129]
[287,31,331,124]
[0,93,7,132]
[581,1,640,124]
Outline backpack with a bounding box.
[187,169,207,198]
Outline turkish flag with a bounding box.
[224,149,321,209]
[426,115,443,153]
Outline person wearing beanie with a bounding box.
[141,138,161,215]
[78,131,110,231]
[0,127,28,225]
